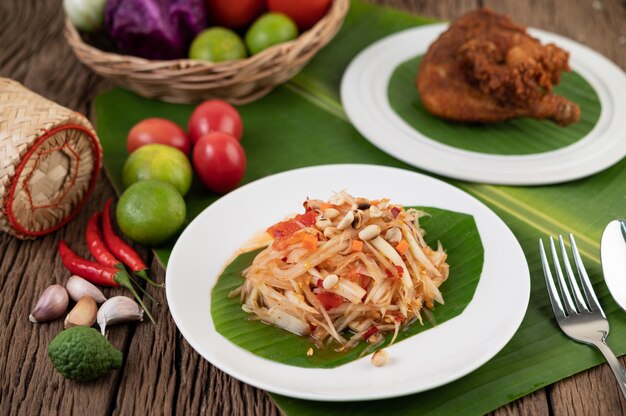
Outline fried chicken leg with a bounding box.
[417,9,580,126]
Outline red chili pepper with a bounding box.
[103,198,162,287]
[363,325,378,340]
[59,240,119,287]
[86,211,118,267]
[58,240,155,323]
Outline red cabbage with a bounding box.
[105,0,208,60]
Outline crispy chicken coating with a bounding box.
[417,8,579,126]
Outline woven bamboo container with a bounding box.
[0,78,102,239]
[64,0,349,104]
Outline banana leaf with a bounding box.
[211,207,483,368]
[94,1,626,415]
[388,56,601,155]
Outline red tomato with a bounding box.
[127,118,190,154]
[316,292,344,311]
[188,100,243,144]
[192,132,246,193]
[206,0,265,29]
[267,0,331,30]
[267,210,317,238]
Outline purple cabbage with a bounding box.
[105,0,208,60]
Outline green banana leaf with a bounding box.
[388,56,601,155]
[94,1,626,414]
[211,207,483,368]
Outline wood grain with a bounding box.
[0,0,624,415]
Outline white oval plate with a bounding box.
[166,165,530,401]
[341,24,626,185]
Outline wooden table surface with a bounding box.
[1,0,625,415]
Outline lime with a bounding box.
[122,144,192,196]
[189,27,247,62]
[117,180,186,247]
[48,327,122,382]
[245,13,298,55]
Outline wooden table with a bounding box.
[1,1,625,414]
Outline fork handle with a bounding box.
[593,340,626,400]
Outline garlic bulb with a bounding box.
[63,0,106,32]
[29,285,69,323]
[97,296,144,335]
[66,275,107,303]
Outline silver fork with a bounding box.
[539,234,626,399]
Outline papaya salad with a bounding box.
[231,192,450,355]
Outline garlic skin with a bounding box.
[97,296,144,335]
[64,296,97,329]
[66,275,107,303]
[29,285,69,323]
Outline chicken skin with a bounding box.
[417,9,580,126]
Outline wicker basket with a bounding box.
[64,0,349,104]
[0,78,102,239]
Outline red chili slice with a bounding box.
[363,325,378,339]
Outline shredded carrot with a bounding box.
[395,240,409,256]
[302,234,318,251]
[369,199,379,205]
[351,239,363,252]
[320,202,333,210]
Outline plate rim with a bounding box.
[340,23,626,185]
[166,164,531,401]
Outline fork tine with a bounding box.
[558,235,588,312]
[569,234,604,315]
[549,236,577,315]
[539,239,565,319]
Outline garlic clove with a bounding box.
[97,296,144,336]
[29,284,69,323]
[66,275,107,303]
[64,296,97,329]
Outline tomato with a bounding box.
[267,0,331,30]
[206,0,265,29]
[316,292,344,311]
[127,118,190,154]
[267,210,317,238]
[192,132,246,193]
[188,100,243,144]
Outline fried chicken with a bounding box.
[417,8,579,126]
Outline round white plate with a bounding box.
[341,24,626,185]
[166,164,530,401]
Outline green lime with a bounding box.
[117,180,186,247]
[122,144,192,196]
[245,13,298,55]
[48,327,122,382]
[189,27,247,62]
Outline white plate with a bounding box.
[166,164,530,401]
[341,24,626,185]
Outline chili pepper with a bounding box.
[102,198,162,287]
[58,240,155,323]
[59,240,119,287]
[362,325,378,340]
[86,211,118,267]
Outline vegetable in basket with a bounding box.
[105,0,208,59]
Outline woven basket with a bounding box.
[64,0,349,104]
[0,78,102,239]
